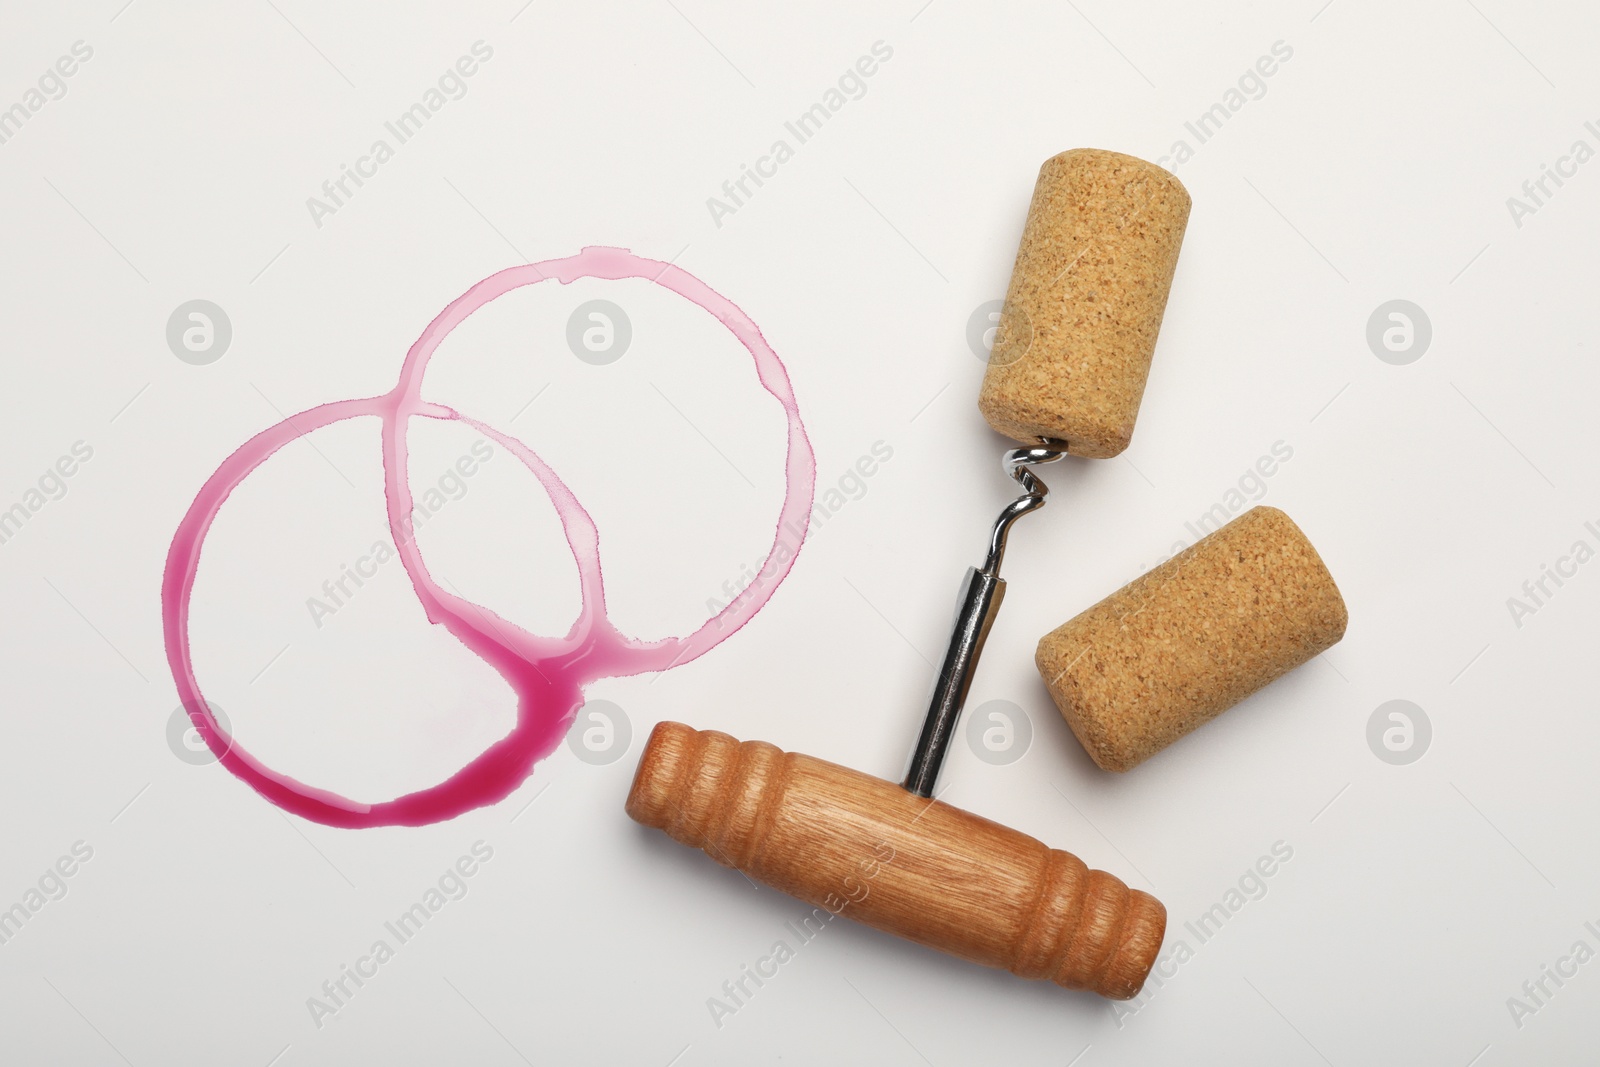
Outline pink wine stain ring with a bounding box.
[162,247,816,828]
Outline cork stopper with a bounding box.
[1035,507,1347,772]
[979,149,1191,458]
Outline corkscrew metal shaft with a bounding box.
[902,444,1067,797]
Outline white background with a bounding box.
[1,1,1596,1064]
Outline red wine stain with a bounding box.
[162,247,815,827]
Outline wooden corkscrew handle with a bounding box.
[625,721,1165,999]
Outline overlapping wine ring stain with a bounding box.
[162,247,816,828]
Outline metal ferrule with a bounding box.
[902,443,1066,797]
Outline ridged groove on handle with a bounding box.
[1017,855,1166,998]
[625,721,791,870]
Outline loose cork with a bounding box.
[1036,507,1347,772]
[979,149,1191,458]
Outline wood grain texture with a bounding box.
[626,721,1165,999]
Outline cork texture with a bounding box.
[979,149,1191,458]
[1035,507,1347,772]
